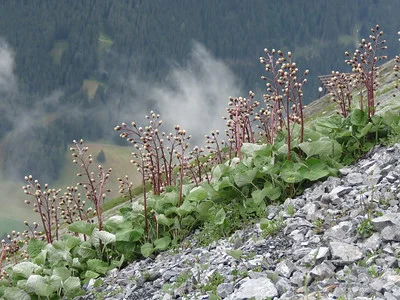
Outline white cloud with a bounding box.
[0,39,17,95]
[115,42,243,145]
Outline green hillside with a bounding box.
[0,142,139,236]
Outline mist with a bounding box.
[110,42,243,145]
[0,39,17,95]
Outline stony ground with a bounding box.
[76,143,400,300]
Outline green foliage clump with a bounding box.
[357,218,375,239]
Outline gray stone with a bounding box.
[247,270,264,279]
[216,283,234,298]
[372,213,400,230]
[381,225,400,241]
[279,290,297,300]
[392,286,400,298]
[275,277,293,295]
[289,229,305,242]
[370,278,386,292]
[347,172,364,185]
[382,164,394,176]
[161,269,179,281]
[161,294,173,300]
[228,277,278,300]
[290,270,307,287]
[325,221,352,240]
[284,218,313,235]
[386,174,397,183]
[310,261,335,280]
[306,185,325,202]
[329,186,352,197]
[385,256,398,268]
[330,241,363,265]
[292,248,312,261]
[362,232,382,252]
[383,292,398,300]
[320,193,333,204]
[301,247,330,266]
[339,167,352,175]
[275,260,296,278]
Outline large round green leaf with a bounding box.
[3,287,30,300]
[279,161,304,183]
[68,221,96,236]
[154,236,171,251]
[141,243,154,258]
[214,208,226,225]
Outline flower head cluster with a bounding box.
[345,24,387,118]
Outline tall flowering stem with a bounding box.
[259,49,308,160]
[394,30,400,92]
[59,186,91,225]
[185,146,211,185]
[173,127,191,206]
[328,72,355,117]
[1,226,35,278]
[70,140,112,231]
[23,177,61,243]
[115,112,192,235]
[205,130,226,163]
[345,24,387,119]
[116,112,181,196]
[118,175,134,203]
[224,91,258,159]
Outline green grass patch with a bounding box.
[337,34,354,46]
[82,79,101,99]
[98,32,113,56]
[55,142,141,201]
[0,217,26,236]
[50,40,68,64]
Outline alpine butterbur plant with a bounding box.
[224,91,258,159]
[259,49,308,160]
[394,31,400,92]
[70,139,112,231]
[345,24,387,118]
[328,71,355,117]
[115,113,192,238]
[23,176,62,244]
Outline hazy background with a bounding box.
[0,0,400,235]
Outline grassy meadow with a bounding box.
[0,141,140,236]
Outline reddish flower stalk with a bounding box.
[205,130,225,165]
[345,24,387,118]
[259,49,308,160]
[394,51,400,92]
[185,146,211,185]
[70,140,112,231]
[115,113,192,234]
[224,91,258,159]
[173,128,191,206]
[60,186,90,225]
[328,72,356,117]
[116,113,182,195]
[118,175,134,203]
[23,177,61,243]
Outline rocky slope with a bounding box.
[75,143,400,299]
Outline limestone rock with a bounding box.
[227,277,278,300]
[329,241,363,265]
